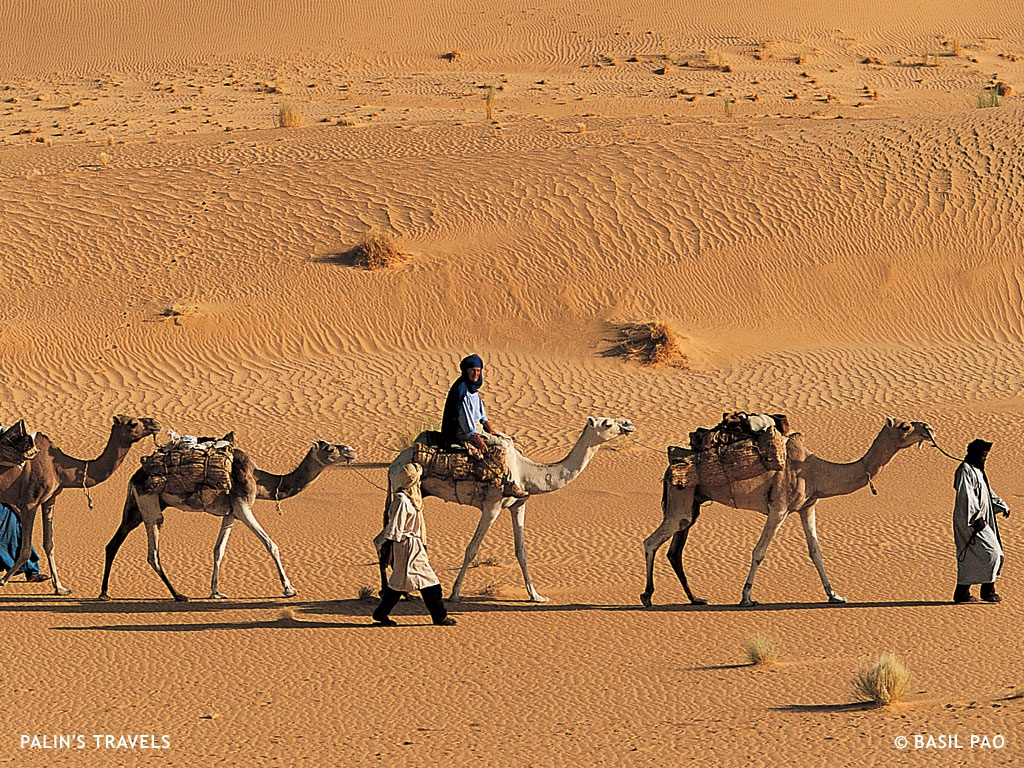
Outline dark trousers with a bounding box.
[374,584,449,624]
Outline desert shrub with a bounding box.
[604,322,687,367]
[743,634,779,666]
[391,416,435,451]
[470,555,502,568]
[358,585,377,602]
[854,654,910,706]
[278,101,303,128]
[977,85,1003,108]
[350,231,408,270]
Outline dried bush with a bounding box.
[743,634,780,666]
[604,322,687,367]
[278,101,303,128]
[854,654,910,706]
[350,231,409,270]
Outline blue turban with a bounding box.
[460,354,484,371]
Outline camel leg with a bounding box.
[144,516,189,602]
[231,501,297,598]
[740,507,789,607]
[509,500,545,603]
[99,492,144,600]
[666,505,706,605]
[799,505,846,604]
[449,501,503,602]
[40,500,71,596]
[641,480,694,607]
[210,515,235,599]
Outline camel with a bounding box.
[0,414,161,595]
[386,417,635,603]
[641,418,934,608]
[99,439,357,601]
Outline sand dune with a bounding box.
[1,1,1022,765]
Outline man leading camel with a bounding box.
[952,438,1010,604]
[440,354,528,498]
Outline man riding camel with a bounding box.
[440,354,528,499]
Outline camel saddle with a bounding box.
[0,420,38,466]
[141,432,235,496]
[668,413,788,488]
[411,431,505,486]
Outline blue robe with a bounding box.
[0,503,40,576]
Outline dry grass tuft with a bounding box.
[358,585,377,602]
[350,231,409,270]
[470,555,502,568]
[393,416,436,450]
[278,101,303,128]
[604,322,688,367]
[978,85,1003,108]
[479,581,512,597]
[854,654,911,706]
[743,635,780,666]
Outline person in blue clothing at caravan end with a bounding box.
[0,503,48,582]
[440,354,527,498]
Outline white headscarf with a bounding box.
[395,462,424,512]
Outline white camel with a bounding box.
[99,440,356,601]
[385,417,635,602]
[642,418,934,607]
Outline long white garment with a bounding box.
[379,491,439,592]
[953,462,1008,584]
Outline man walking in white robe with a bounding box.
[953,439,1010,603]
[372,463,456,626]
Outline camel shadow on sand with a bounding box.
[4,595,952,633]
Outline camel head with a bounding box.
[883,418,933,450]
[112,414,162,445]
[584,417,636,444]
[310,440,358,467]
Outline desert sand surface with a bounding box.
[1,1,1023,765]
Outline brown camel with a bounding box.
[0,414,161,595]
[99,440,357,601]
[641,418,934,607]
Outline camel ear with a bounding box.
[221,431,234,442]
[587,417,597,427]
[114,414,128,424]
[885,417,895,428]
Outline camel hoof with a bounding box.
[283,587,298,598]
[210,592,227,599]
[739,598,758,607]
[640,593,653,608]
[828,594,847,604]
[55,586,72,596]
[174,594,190,603]
[690,597,708,606]
[98,593,111,602]
[447,593,463,603]
[529,594,548,604]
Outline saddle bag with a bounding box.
[141,433,234,496]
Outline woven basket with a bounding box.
[141,445,234,496]
[0,420,37,466]
[412,442,504,485]
[668,427,786,487]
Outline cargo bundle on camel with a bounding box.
[667,412,790,488]
[411,431,508,487]
[0,421,38,466]
[139,431,235,505]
